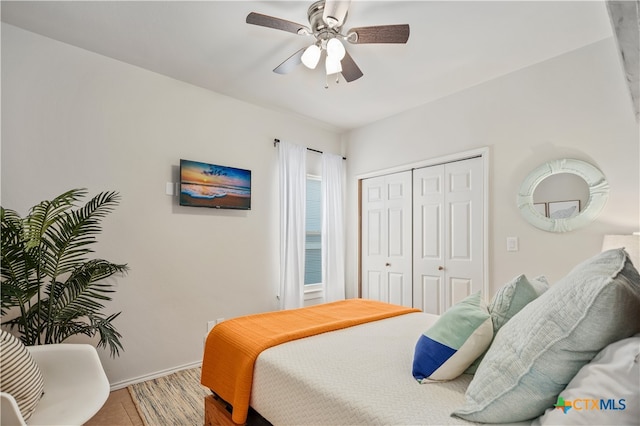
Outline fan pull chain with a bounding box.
[323,74,341,89]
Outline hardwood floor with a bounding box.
[85,388,144,426]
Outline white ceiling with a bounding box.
[1,1,615,131]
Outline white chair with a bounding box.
[1,344,110,426]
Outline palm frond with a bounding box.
[92,313,124,358]
[23,189,86,251]
[47,191,121,278]
[1,208,33,286]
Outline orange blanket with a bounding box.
[200,299,419,424]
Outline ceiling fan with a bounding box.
[246,0,409,85]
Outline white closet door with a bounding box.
[413,157,484,314]
[412,164,446,314]
[361,171,413,307]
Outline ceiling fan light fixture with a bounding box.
[301,44,321,69]
[247,1,409,85]
[325,55,342,75]
[326,37,346,60]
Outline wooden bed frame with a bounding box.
[204,394,271,426]
[204,394,235,426]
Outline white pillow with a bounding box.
[0,330,45,420]
[533,334,640,425]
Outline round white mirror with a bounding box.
[517,159,609,232]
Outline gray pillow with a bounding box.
[465,274,549,374]
[453,248,640,423]
[489,274,549,334]
[0,330,45,420]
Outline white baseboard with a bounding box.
[109,360,203,391]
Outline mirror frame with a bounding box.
[517,158,609,232]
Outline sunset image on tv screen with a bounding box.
[180,159,251,209]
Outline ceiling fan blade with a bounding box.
[347,24,410,44]
[323,0,351,29]
[246,12,310,35]
[340,51,363,82]
[273,48,306,75]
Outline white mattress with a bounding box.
[251,312,482,425]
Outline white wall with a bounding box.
[345,37,639,299]
[1,24,342,386]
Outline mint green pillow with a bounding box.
[453,249,640,423]
[413,292,493,382]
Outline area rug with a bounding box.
[128,367,210,426]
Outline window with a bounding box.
[305,176,321,285]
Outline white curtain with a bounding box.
[321,152,346,302]
[278,141,307,310]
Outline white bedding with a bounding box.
[251,312,482,425]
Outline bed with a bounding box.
[250,311,479,425]
[201,248,640,426]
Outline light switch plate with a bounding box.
[507,237,519,252]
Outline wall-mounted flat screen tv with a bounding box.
[179,159,251,210]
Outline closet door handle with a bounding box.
[438,266,444,271]
[385,262,391,267]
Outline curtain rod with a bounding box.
[273,139,346,160]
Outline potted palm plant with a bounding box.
[1,188,128,357]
